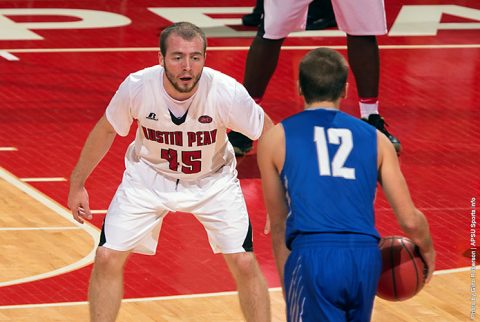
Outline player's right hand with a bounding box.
[68,186,93,224]
[421,248,436,284]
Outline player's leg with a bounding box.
[230,0,311,156]
[346,35,379,101]
[89,247,130,322]
[284,234,381,321]
[345,245,382,321]
[91,210,165,321]
[333,0,401,153]
[191,170,270,321]
[245,0,311,98]
[346,35,401,152]
[90,160,169,321]
[228,35,284,156]
[243,36,284,104]
[284,247,347,321]
[224,252,271,322]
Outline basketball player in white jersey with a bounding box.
[68,22,273,322]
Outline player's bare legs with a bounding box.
[347,34,401,152]
[243,35,284,99]
[223,252,271,322]
[229,36,284,156]
[89,247,131,322]
[346,35,379,98]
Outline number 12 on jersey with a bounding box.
[314,126,356,180]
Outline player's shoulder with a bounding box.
[128,65,161,83]
[282,109,375,135]
[119,65,160,99]
[202,67,239,89]
[336,111,376,132]
[282,108,339,124]
[258,123,285,159]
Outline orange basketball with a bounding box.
[377,236,427,301]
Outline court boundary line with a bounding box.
[0,226,82,231]
[0,167,100,287]
[20,177,67,182]
[1,43,480,55]
[0,266,476,309]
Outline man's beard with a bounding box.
[164,65,202,94]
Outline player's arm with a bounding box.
[226,82,274,140]
[260,112,275,138]
[377,131,435,283]
[257,124,290,295]
[68,115,117,224]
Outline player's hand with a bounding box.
[421,248,435,284]
[264,213,271,235]
[68,186,93,224]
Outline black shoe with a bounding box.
[363,114,402,154]
[228,131,253,156]
[306,16,337,30]
[242,12,263,27]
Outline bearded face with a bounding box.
[160,34,206,98]
[163,61,202,93]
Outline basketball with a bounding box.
[377,236,427,301]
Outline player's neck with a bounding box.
[304,100,340,110]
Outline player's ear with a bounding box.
[297,80,303,97]
[158,52,164,67]
[341,83,348,99]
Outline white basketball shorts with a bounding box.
[100,155,252,255]
[263,0,387,39]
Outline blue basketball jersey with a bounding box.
[281,108,380,249]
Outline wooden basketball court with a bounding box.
[0,0,479,321]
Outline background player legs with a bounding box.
[243,36,284,100]
[228,36,284,156]
[346,34,401,152]
[89,247,131,322]
[231,21,400,154]
[346,35,379,99]
[223,252,271,322]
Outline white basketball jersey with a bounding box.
[105,65,265,180]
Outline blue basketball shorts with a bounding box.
[284,233,382,322]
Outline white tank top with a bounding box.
[105,65,265,181]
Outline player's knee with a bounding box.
[93,247,128,274]
[226,252,259,279]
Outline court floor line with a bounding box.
[2,43,479,55]
[20,177,67,182]
[89,207,472,214]
[0,266,476,309]
[376,207,473,211]
[0,226,82,231]
[0,167,100,287]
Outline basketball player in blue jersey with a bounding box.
[257,48,435,321]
